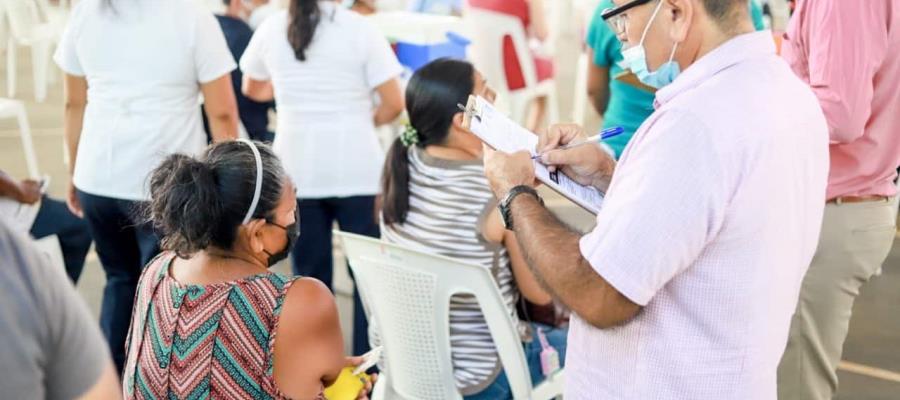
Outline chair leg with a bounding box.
[546,82,560,126]
[47,46,58,84]
[7,39,16,98]
[0,14,7,52]
[32,40,51,102]
[15,102,40,178]
[509,95,529,127]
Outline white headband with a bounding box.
[238,139,263,224]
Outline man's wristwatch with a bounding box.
[498,185,543,231]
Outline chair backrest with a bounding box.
[465,8,539,96]
[1,0,41,42]
[335,231,534,400]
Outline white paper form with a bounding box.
[463,95,604,214]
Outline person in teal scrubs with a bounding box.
[585,0,766,158]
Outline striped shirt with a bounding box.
[378,147,523,395]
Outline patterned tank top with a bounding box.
[122,253,321,400]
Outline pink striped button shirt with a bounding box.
[782,0,900,199]
[567,32,829,399]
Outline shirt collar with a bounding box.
[654,30,775,108]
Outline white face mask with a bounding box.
[620,0,682,89]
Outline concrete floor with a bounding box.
[1,47,899,399]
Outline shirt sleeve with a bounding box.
[586,1,619,68]
[193,8,237,84]
[803,1,889,143]
[52,2,85,76]
[579,110,731,305]
[239,21,271,81]
[362,23,403,89]
[35,240,111,400]
[749,0,766,31]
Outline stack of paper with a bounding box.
[463,95,604,214]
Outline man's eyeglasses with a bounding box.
[601,0,654,36]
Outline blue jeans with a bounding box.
[464,323,568,400]
[77,190,159,373]
[29,196,92,283]
[291,196,379,356]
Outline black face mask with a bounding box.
[263,209,300,267]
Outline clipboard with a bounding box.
[461,95,604,215]
[613,69,657,93]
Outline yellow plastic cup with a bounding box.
[323,367,372,400]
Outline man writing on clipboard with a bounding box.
[482,0,829,398]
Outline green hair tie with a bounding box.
[400,124,419,147]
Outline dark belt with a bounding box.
[827,195,890,205]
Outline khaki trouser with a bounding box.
[777,196,898,399]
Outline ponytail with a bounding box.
[379,58,476,226]
[381,138,412,225]
[288,0,321,62]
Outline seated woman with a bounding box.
[122,140,371,400]
[468,0,553,132]
[378,58,566,400]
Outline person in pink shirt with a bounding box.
[480,0,829,398]
[777,1,900,398]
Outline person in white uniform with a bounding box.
[54,0,239,372]
[240,0,404,355]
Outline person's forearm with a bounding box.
[373,103,402,126]
[208,113,239,142]
[589,88,609,117]
[245,86,274,103]
[64,103,85,176]
[0,173,20,198]
[510,194,640,328]
[241,77,275,103]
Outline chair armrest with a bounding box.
[530,369,564,400]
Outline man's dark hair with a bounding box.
[701,0,749,30]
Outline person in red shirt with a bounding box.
[468,0,553,132]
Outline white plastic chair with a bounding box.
[0,2,7,52]
[0,98,39,178]
[35,0,70,41]
[2,0,58,102]
[335,231,564,400]
[465,8,559,127]
[572,51,602,132]
[572,0,602,130]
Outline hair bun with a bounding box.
[146,153,223,258]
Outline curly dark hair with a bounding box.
[143,141,287,258]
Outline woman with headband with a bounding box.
[122,140,372,400]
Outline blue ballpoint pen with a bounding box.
[532,126,625,159]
